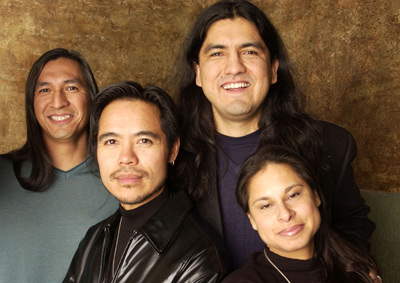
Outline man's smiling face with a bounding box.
[194,17,279,132]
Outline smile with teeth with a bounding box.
[50,115,71,121]
[222,82,250,90]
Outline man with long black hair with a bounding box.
[0,48,117,282]
[174,0,375,270]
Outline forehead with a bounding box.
[202,17,264,47]
[38,58,84,81]
[98,99,162,133]
[248,164,304,196]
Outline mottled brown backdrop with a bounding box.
[1,0,399,192]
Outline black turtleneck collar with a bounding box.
[107,188,169,280]
[119,188,169,231]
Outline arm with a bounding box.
[320,122,375,251]
[62,224,105,283]
[174,245,229,283]
[63,248,80,283]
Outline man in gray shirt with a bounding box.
[0,48,117,282]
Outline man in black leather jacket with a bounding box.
[64,81,229,282]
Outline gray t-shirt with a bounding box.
[0,157,118,283]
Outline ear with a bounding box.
[193,61,202,87]
[313,189,321,208]
[169,137,180,164]
[270,59,279,85]
[247,212,258,231]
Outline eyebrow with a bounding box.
[98,131,161,142]
[203,41,266,54]
[251,184,303,205]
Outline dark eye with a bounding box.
[210,52,222,57]
[105,139,116,145]
[261,203,272,210]
[139,138,152,144]
[66,86,78,91]
[288,192,300,199]
[38,88,50,93]
[244,50,258,55]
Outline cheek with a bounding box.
[312,207,321,231]
[139,148,167,171]
[302,202,321,232]
[33,98,44,115]
[97,150,111,174]
[253,214,275,239]
[253,62,270,83]
[75,96,90,115]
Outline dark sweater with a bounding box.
[222,248,326,283]
[194,121,375,271]
[216,130,262,269]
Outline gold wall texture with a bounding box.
[1,0,399,192]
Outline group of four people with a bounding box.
[0,0,380,282]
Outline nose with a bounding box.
[118,143,139,166]
[224,52,246,75]
[50,89,69,109]
[277,202,294,222]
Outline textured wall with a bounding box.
[0,0,399,192]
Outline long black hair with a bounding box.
[3,48,98,192]
[174,0,323,200]
[237,145,381,282]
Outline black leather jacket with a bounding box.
[64,190,229,282]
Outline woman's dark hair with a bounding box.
[89,81,180,187]
[237,145,381,282]
[174,0,323,200]
[3,48,98,192]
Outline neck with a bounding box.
[270,241,315,260]
[44,133,88,171]
[214,116,259,137]
[120,186,165,211]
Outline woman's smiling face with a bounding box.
[247,163,321,260]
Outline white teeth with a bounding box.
[223,82,249,90]
[50,115,71,121]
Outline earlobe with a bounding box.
[271,59,279,85]
[247,213,258,231]
[313,190,321,207]
[169,138,180,163]
[193,62,202,87]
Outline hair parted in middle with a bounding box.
[236,145,381,282]
[89,81,180,165]
[3,48,98,192]
[174,0,324,200]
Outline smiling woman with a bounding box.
[246,162,321,261]
[222,145,382,283]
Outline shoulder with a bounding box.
[79,211,118,245]
[165,191,230,279]
[0,156,25,189]
[317,120,357,161]
[318,120,356,147]
[222,252,268,283]
[0,156,13,171]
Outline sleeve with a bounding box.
[63,249,79,283]
[62,224,104,283]
[321,122,375,251]
[175,245,230,283]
